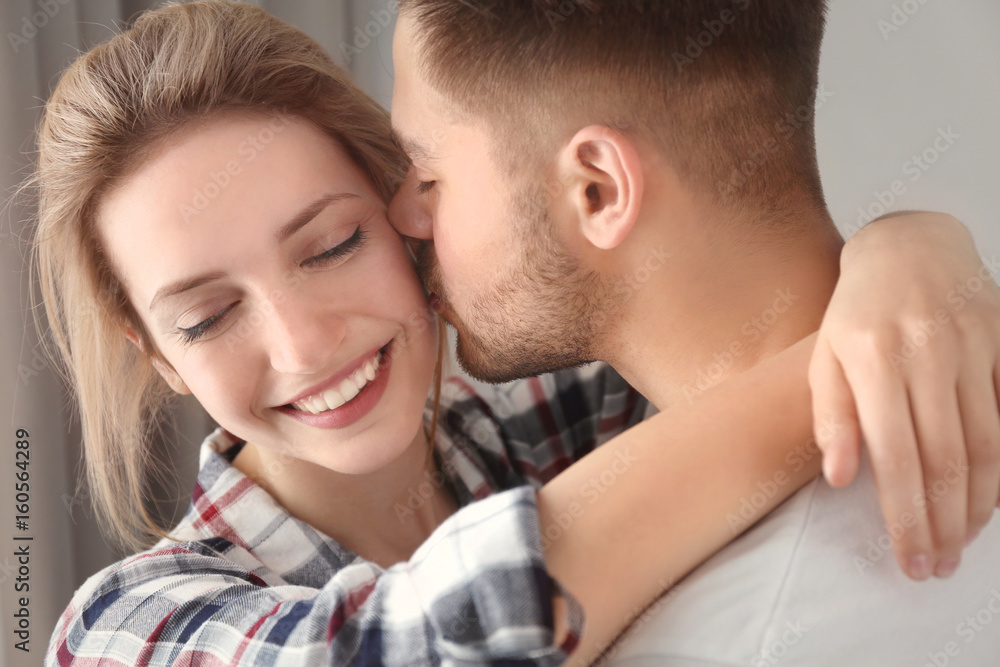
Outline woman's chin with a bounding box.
[310,422,429,477]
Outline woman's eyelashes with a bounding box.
[416,180,436,195]
[300,225,368,268]
[173,225,369,345]
[175,303,237,344]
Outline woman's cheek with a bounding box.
[372,228,431,313]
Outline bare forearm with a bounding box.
[540,333,822,664]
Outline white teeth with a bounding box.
[308,395,328,414]
[317,389,345,412]
[339,377,360,403]
[290,349,383,414]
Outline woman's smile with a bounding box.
[275,339,395,429]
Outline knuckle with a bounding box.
[838,326,885,359]
[967,431,1000,468]
[923,458,955,487]
[861,327,900,358]
[952,308,987,338]
[922,453,968,498]
[870,447,914,480]
[931,510,966,548]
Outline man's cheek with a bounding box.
[434,240,464,286]
[436,257,460,295]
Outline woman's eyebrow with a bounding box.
[275,192,359,242]
[149,193,360,313]
[149,271,227,313]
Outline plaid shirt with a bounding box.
[46,364,647,666]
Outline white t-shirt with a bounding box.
[607,408,1000,666]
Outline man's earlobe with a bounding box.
[559,125,644,251]
[124,326,191,395]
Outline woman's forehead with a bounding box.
[95,116,378,306]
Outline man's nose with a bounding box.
[388,167,433,241]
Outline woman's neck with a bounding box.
[232,426,459,568]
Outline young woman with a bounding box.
[33,2,998,665]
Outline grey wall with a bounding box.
[818,0,999,257]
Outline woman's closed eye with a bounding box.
[175,302,238,344]
[416,180,436,195]
[172,226,369,344]
[300,225,368,268]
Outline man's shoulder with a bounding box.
[607,456,1000,665]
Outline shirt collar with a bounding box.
[171,411,503,576]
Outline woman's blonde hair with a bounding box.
[29,0,430,553]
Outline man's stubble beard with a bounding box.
[415,181,615,384]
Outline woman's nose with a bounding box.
[265,292,347,375]
[388,167,433,241]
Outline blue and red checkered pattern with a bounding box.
[46,363,646,666]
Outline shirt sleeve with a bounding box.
[45,487,583,667]
[442,363,649,487]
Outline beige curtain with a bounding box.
[0,2,395,665]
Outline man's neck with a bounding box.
[601,208,844,410]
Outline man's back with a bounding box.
[606,452,1000,666]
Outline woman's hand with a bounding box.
[809,211,1000,581]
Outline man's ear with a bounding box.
[124,327,191,395]
[555,125,644,251]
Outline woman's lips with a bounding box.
[274,340,394,430]
[290,348,383,413]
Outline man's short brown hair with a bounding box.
[398,0,830,224]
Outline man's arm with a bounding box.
[811,211,1000,579]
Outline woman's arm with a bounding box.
[539,332,821,665]
[45,487,577,666]
[47,338,815,667]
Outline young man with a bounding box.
[387,0,1000,663]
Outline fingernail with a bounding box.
[935,557,960,578]
[909,554,932,580]
[966,530,980,547]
